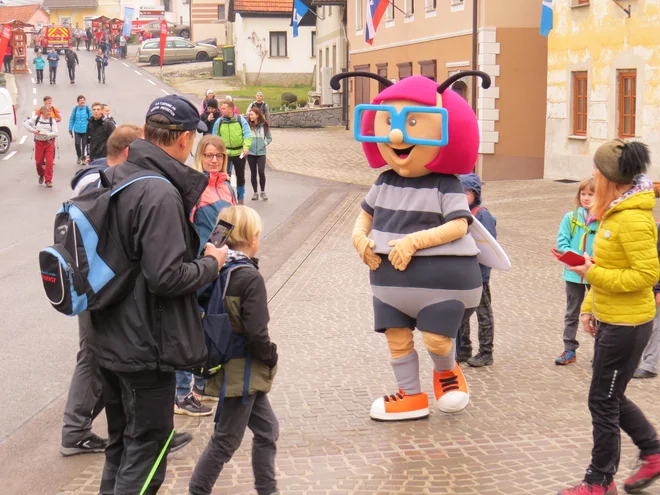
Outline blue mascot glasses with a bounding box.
[354,104,449,147]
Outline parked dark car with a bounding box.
[142,20,190,39]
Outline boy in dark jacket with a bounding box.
[200,98,219,135]
[190,205,279,495]
[457,173,498,367]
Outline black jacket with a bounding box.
[65,51,78,67]
[86,116,115,160]
[88,140,220,372]
[200,110,219,135]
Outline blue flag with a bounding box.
[292,0,309,38]
[540,0,553,37]
[123,7,134,37]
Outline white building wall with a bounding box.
[315,5,346,94]
[234,14,315,85]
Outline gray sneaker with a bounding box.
[260,192,268,201]
[60,433,108,456]
[633,368,657,379]
[174,392,213,417]
[252,192,259,201]
[467,353,493,367]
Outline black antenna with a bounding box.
[330,72,394,91]
[437,71,491,94]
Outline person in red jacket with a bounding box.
[3,42,12,73]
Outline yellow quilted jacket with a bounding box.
[581,189,659,325]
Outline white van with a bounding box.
[0,87,17,154]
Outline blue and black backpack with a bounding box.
[38,169,171,316]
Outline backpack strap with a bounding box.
[471,205,485,216]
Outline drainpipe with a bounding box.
[344,7,349,131]
[471,0,478,113]
[189,0,193,40]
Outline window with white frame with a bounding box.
[425,0,436,12]
[356,0,364,30]
[311,31,316,58]
[405,0,414,15]
[269,32,287,57]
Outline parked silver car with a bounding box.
[137,37,218,66]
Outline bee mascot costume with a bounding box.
[331,70,503,421]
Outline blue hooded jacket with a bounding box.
[69,104,92,134]
[459,173,497,283]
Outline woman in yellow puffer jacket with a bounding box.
[558,140,660,495]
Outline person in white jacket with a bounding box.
[24,106,59,187]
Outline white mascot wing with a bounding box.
[468,216,512,271]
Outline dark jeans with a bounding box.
[457,282,494,356]
[584,321,660,485]
[36,69,43,83]
[97,65,105,82]
[85,38,91,51]
[564,281,588,351]
[228,154,247,200]
[248,155,267,193]
[74,132,88,159]
[49,65,57,83]
[189,392,278,495]
[76,37,81,50]
[99,368,175,495]
[67,64,76,81]
[62,312,104,444]
[3,56,11,73]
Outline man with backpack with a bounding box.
[65,49,79,83]
[212,101,252,204]
[24,106,58,187]
[246,91,270,121]
[95,48,108,83]
[69,95,91,165]
[86,102,116,163]
[86,95,227,494]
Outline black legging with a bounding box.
[247,155,267,192]
[76,37,81,50]
[3,56,11,73]
[67,64,75,81]
[85,38,91,51]
[74,132,87,159]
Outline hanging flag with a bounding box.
[123,7,134,37]
[159,19,168,68]
[292,0,309,38]
[366,0,389,45]
[540,0,553,37]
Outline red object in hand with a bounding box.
[551,248,592,267]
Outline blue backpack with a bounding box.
[39,170,171,316]
[198,258,254,420]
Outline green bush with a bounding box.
[281,92,297,104]
[297,96,307,107]
[288,102,298,110]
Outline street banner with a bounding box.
[366,0,388,45]
[292,0,309,38]
[123,8,134,37]
[540,0,553,37]
[0,24,11,62]
[159,19,167,68]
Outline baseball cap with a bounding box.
[146,95,207,133]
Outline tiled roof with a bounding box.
[0,4,42,24]
[42,0,98,9]
[234,0,292,14]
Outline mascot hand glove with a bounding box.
[388,218,469,271]
[352,210,381,271]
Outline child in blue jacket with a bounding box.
[457,173,498,367]
[33,50,45,84]
[555,178,598,365]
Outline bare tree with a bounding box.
[248,31,268,85]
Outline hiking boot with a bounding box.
[456,350,471,363]
[169,432,192,454]
[624,453,660,493]
[370,390,429,421]
[556,350,577,365]
[175,392,213,417]
[252,192,259,201]
[557,482,617,495]
[60,433,108,456]
[633,368,657,379]
[38,175,44,184]
[192,384,219,403]
[45,181,53,188]
[261,192,268,201]
[467,352,493,368]
[433,365,469,413]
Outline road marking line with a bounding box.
[33,87,36,94]
[31,78,35,84]
[111,57,118,60]
[122,62,129,67]
[3,151,16,160]
[134,70,142,76]
[147,79,156,86]
[161,89,169,95]
[33,98,36,106]
[19,136,26,145]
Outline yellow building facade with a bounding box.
[544,0,660,180]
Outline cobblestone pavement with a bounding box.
[268,128,382,187]
[56,159,660,493]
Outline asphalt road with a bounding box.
[0,49,352,494]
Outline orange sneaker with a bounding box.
[370,389,429,421]
[433,365,470,413]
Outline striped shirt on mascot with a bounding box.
[331,70,499,422]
